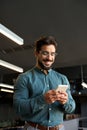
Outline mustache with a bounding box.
[43,59,53,62]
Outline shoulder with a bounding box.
[16,67,35,82]
[51,69,67,78]
[51,69,69,83]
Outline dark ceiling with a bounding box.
[0,0,87,75]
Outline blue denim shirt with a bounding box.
[13,67,75,126]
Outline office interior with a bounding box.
[0,0,87,130]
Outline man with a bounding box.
[13,36,76,130]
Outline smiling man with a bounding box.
[13,36,76,130]
[35,37,57,73]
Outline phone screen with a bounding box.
[56,85,68,92]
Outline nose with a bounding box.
[47,54,53,60]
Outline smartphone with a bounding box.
[56,85,68,92]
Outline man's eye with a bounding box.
[51,53,55,56]
[43,52,48,55]
[40,51,57,56]
[51,52,57,56]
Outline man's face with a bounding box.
[35,45,57,70]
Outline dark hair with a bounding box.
[35,36,57,52]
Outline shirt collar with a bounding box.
[34,66,52,74]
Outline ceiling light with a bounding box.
[81,82,87,88]
[0,83,14,89]
[0,23,24,45]
[0,59,23,73]
[0,88,14,93]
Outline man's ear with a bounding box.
[34,49,38,57]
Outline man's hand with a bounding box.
[44,89,68,104]
[57,91,68,104]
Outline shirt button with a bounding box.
[47,84,49,87]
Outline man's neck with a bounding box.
[36,64,48,75]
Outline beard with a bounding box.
[38,59,53,70]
